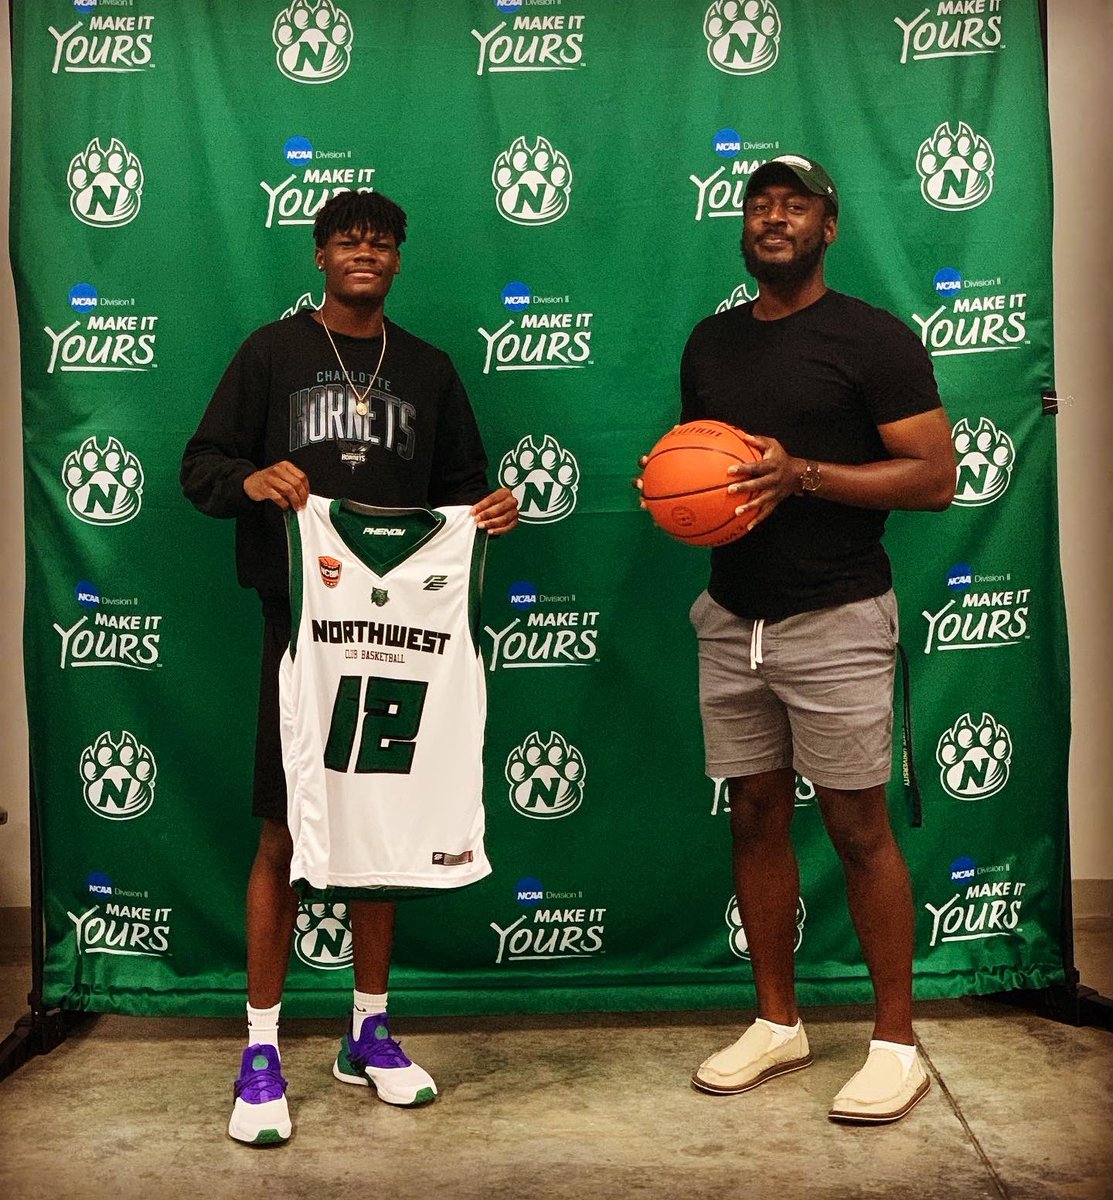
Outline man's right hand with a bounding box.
[243,461,309,510]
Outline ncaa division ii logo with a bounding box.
[492,137,572,226]
[916,121,994,211]
[63,436,144,526]
[498,435,580,524]
[273,0,353,83]
[67,138,143,228]
[506,731,586,820]
[79,731,157,821]
[704,1,781,76]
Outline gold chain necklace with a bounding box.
[318,311,387,417]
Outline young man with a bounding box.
[664,155,954,1123]
[181,190,517,1145]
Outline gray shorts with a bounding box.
[690,590,899,790]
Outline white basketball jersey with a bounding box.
[280,495,490,898]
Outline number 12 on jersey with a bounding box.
[323,675,429,775]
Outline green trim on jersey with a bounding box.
[328,499,445,576]
[293,878,473,903]
[469,530,488,653]
[285,509,305,659]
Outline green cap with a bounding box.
[744,155,839,213]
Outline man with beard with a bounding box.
[670,156,954,1123]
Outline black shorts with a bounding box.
[252,609,291,821]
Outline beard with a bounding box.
[741,234,826,286]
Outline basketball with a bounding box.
[641,420,763,547]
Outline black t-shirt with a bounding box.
[181,310,489,601]
[680,290,941,620]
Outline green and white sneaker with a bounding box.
[333,1013,437,1107]
[228,1044,291,1145]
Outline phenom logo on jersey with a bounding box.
[716,282,758,314]
[67,136,143,228]
[48,10,156,75]
[916,121,995,211]
[922,578,1031,655]
[62,436,144,525]
[505,731,586,820]
[472,9,586,75]
[711,774,815,816]
[293,902,353,969]
[79,730,157,820]
[703,0,781,75]
[67,901,173,959]
[936,712,1013,800]
[498,435,580,524]
[952,417,1015,507]
[261,140,374,229]
[318,556,342,588]
[54,609,163,671]
[363,528,405,537]
[895,5,1003,66]
[491,881,605,964]
[272,0,353,84]
[484,608,600,671]
[924,871,1028,949]
[727,895,805,959]
[492,136,572,226]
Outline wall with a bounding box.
[1,4,1109,935]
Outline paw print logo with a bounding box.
[936,712,1013,800]
[67,137,144,228]
[726,895,805,959]
[952,416,1015,508]
[704,1,781,76]
[916,121,995,211]
[293,902,353,970]
[492,136,573,226]
[273,0,353,84]
[282,291,324,320]
[505,731,586,820]
[497,435,580,525]
[79,731,157,821]
[62,436,145,526]
[715,282,758,314]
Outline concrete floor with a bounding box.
[0,925,1110,1200]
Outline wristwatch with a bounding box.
[798,460,822,494]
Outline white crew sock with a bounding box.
[870,1038,918,1080]
[353,990,389,1039]
[755,1017,801,1048]
[247,1001,281,1052]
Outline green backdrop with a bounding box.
[11,0,1068,1016]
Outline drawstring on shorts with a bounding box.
[749,618,765,671]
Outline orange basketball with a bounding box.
[641,420,763,547]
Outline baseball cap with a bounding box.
[744,155,839,213]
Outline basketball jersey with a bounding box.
[280,495,490,899]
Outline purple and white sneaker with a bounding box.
[333,1013,437,1106]
[228,1043,291,1145]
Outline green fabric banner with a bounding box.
[11,0,1067,1016]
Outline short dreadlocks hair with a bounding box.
[313,191,408,248]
